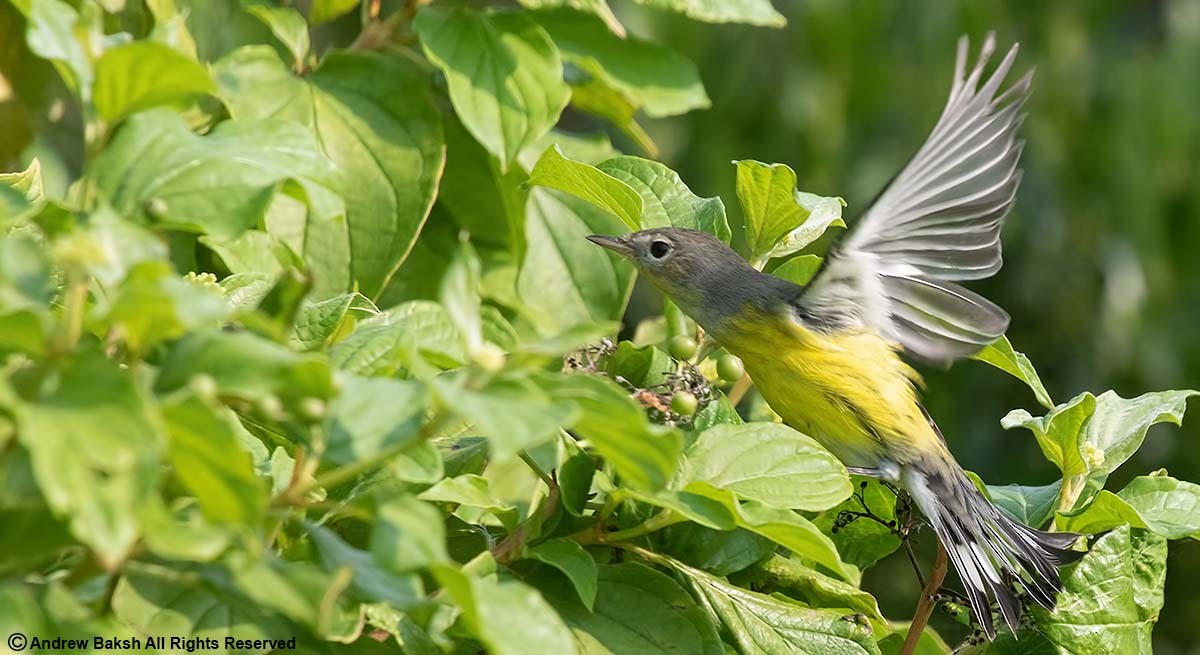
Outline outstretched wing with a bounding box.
[798,34,1032,363]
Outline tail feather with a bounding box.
[904,459,1084,639]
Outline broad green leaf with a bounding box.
[669,556,880,655]
[390,440,446,485]
[93,40,215,124]
[538,372,682,490]
[734,161,845,266]
[1002,392,1096,479]
[658,523,775,576]
[520,0,625,36]
[679,422,851,511]
[331,301,467,375]
[972,336,1054,409]
[137,498,232,562]
[602,341,675,388]
[156,330,337,409]
[734,500,857,583]
[161,394,267,526]
[987,480,1061,528]
[618,485,738,531]
[83,208,170,290]
[537,562,723,655]
[527,146,643,231]
[11,351,161,568]
[101,261,229,353]
[598,156,730,242]
[438,114,529,251]
[309,0,359,24]
[324,376,427,466]
[113,567,294,645]
[215,47,445,297]
[525,539,599,610]
[225,554,361,640]
[771,254,823,285]
[242,1,309,67]
[306,523,426,610]
[518,188,636,334]
[435,565,578,655]
[633,0,786,27]
[748,554,885,626]
[291,292,376,350]
[432,373,577,459]
[567,74,658,156]
[877,627,953,655]
[176,0,285,62]
[1081,389,1196,478]
[1034,526,1166,655]
[372,496,449,573]
[12,0,96,98]
[0,234,54,355]
[93,109,342,239]
[1116,474,1200,540]
[364,604,440,655]
[440,239,496,364]
[1056,490,1147,535]
[0,158,44,201]
[419,474,519,530]
[414,7,571,166]
[533,8,708,117]
[813,478,901,570]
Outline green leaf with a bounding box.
[734,161,844,266]
[668,556,880,655]
[987,480,1061,528]
[658,523,775,576]
[419,474,519,531]
[93,109,342,239]
[598,156,730,242]
[414,6,571,166]
[137,498,232,563]
[10,351,161,568]
[527,145,643,231]
[734,500,857,583]
[324,376,427,466]
[747,554,885,626]
[518,188,636,334]
[440,239,496,364]
[225,553,361,640]
[215,47,445,297]
[331,301,467,375]
[94,40,215,124]
[1034,526,1166,655]
[520,0,625,36]
[1116,474,1200,540]
[679,422,851,511]
[972,336,1055,409]
[12,0,96,99]
[101,261,229,353]
[290,292,375,351]
[632,0,786,27]
[242,1,309,68]
[435,565,578,655]
[771,254,823,285]
[309,0,359,24]
[113,566,293,645]
[602,341,675,388]
[813,478,901,570]
[176,0,287,62]
[161,393,267,526]
[306,523,426,610]
[525,539,599,610]
[539,372,682,490]
[1056,490,1147,535]
[432,373,577,459]
[538,562,723,655]
[533,8,709,117]
[156,330,337,409]
[372,495,449,573]
[438,114,529,251]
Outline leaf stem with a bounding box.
[590,509,686,544]
[726,373,753,406]
[900,540,948,655]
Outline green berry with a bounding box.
[671,391,698,416]
[296,397,327,422]
[717,354,744,382]
[668,335,698,360]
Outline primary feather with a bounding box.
[801,32,1031,363]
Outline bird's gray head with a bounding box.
[587,228,798,329]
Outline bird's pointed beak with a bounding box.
[587,234,633,257]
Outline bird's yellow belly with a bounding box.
[717,311,939,468]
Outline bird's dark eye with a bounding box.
[649,240,672,259]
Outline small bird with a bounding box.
[588,34,1082,638]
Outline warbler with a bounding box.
[588,34,1082,638]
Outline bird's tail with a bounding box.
[903,456,1084,639]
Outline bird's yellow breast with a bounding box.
[717,307,942,468]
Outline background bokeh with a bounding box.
[619,0,1200,650]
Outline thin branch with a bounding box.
[726,373,753,406]
[900,540,948,655]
